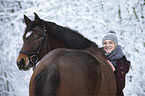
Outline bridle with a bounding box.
[19,26,48,70]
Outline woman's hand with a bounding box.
[107,60,115,71]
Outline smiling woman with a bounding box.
[103,40,116,53]
[102,30,131,96]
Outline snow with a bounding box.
[0,0,145,96]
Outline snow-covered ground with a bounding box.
[0,0,145,96]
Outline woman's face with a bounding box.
[103,40,116,53]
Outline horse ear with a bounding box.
[24,14,31,26]
[34,12,41,24]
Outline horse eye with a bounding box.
[34,36,40,40]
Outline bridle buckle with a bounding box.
[30,55,38,64]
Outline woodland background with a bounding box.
[0,0,145,96]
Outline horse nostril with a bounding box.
[21,58,25,63]
[17,58,25,69]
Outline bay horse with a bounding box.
[17,13,117,96]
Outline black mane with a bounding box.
[52,23,97,49]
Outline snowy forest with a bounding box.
[0,0,145,96]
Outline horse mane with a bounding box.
[44,22,106,59]
[51,23,97,49]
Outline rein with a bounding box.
[19,27,48,70]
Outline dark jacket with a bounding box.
[100,47,131,96]
[114,56,130,96]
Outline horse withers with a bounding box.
[17,13,117,95]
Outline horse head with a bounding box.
[17,13,49,70]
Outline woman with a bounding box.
[102,30,130,96]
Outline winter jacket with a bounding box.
[114,56,130,96]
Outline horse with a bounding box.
[17,13,117,96]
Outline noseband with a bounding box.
[19,27,48,70]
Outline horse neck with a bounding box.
[44,21,106,59]
[43,22,67,47]
[47,33,71,50]
[50,23,93,50]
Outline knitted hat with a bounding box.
[102,30,118,46]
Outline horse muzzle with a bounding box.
[17,53,30,70]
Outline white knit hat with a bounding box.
[102,30,118,46]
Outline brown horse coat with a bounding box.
[29,48,117,96]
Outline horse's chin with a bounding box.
[18,64,31,71]
[23,66,31,71]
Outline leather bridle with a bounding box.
[19,27,48,70]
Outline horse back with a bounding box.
[29,48,102,95]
